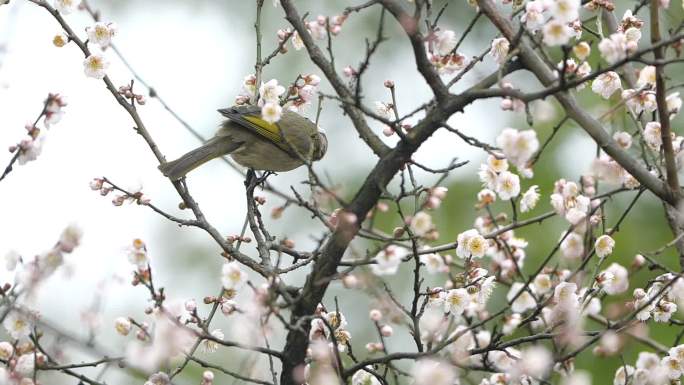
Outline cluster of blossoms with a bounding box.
[630,273,684,323]
[596,10,643,64]
[0,224,83,384]
[89,177,152,206]
[614,346,684,384]
[234,75,320,123]
[48,1,118,79]
[282,14,347,51]
[426,28,470,76]
[517,0,582,46]
[8,93,67,166]
[112,240,256,379]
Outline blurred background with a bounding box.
[0,0,683,384]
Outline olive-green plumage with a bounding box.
[158,105,327,180]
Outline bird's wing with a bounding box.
[217,106,295,156]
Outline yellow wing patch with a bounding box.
[243,116,282,144]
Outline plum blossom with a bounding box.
[549,0,580,22]
[410,211,433,237]
[496,128,539,172]
[3,311,33,340]
[573,41,591,60]
[644,122,662,150]
[561,232,584,259]
[520,185,540,212]
[444,288,470,316]
[54,0,77,14]
[456,229,488,258]
[412,359,455,385]
[495,171,521,200]
[435,29,457,55]
[594,234,615,258]
[598,33,628,63]
[636,65,656,88]
[667,92,682,117]
[261,101,282,124]
[522,0,546,31]
[372,246,406,275]
[352,368,381,385]
[86,22,117,48]
[221,261,247,290]
[83,52,110,79]
[591,72,622,99]
[258,79,286,105]
[490,37,510,65]
[420,252,448,274]
[507,282,536,313]
[602,263,629,295]
[543,20,574,46]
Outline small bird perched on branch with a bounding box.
[158,105,327,180]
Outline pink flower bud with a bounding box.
[384,80,395,88]
[112,195,125,206]
[380,325,393,337]
[342,274,358,288]
[343,66,356,77]
[426,196,442,209]
[185,299,197,312]
[432,186,448,199]
[500,98,514,110]
[369,309,382,321]
[89,178,104,190]
[382,126,395,137]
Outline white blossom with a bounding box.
[412,359,455,385]
[543,20,574,46]
[637,65,656,88]
[507,282,536,313]
[54,0,77,14]
[86,22,117,48]
[603,263,629,295]
[549,0,580,22]
[372,246,405,275]
[490,37,510,65]
[667,92,682,117]
[573,42,591,60]
[591,72,622,99]
[457,229,488,259]
[496,128,539,171]
[83,52,110,79]
[435,29,457,55]
[3,311,33,340]
[201,329,224,353]
[444,288,469,316]
[352,368,381,385]
[259,79,286,104]
[599,33,628,64]
[410,211,433,237]
[496,171,521,200]
[522,0,546,31]
[261,101,283,124]
[520,185,540,212]
[594,234,615,258]
[115,317,132,336]
[644,121,662,150]
[560,232,584,259]
[221,261,247,290]
[420,252,448,274]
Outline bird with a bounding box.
[158,105,327,181]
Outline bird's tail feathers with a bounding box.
[158,138,239,181]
